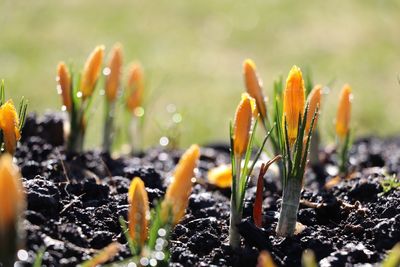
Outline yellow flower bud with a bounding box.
[256,251,276,267]
[233,93,256,157]
[105,44,123,103]
[80,45,105,99]
[207,164,232,188]
[57,62,72,111]
[0,100,21,155]
[243,59,267,120]
[0,154,25,232]
[126,63,144,113]
[336,84,352,140]
[128,177,149,246]
[161,144,200,224]
[282,65,305,146]
[305,84,322,134]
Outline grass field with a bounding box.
[0,0,399,148]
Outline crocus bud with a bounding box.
[0,100,21,155]
[80,45,105,99]
[0,154,25,266]
[126,62,144,113]
[128,177,149,246]
[161,144,200,224]
[282,65,305,146]
[105,44,123,103]
[243,59,267,120]
[57,62,72,111]
[256,251,276,267]
[336,84,352,140]
[0,154,24,232]
[233,93,256,157]
[305,84,322,134]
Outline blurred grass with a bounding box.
[0,0,399,148]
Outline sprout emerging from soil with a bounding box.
[128,177,150,247]
[57,45,105,153]
[103,43,123,152]
[275,65,317,237]
[302,249,317,267]
[256,250,276,267]
[0,81,27,155]
[0,154,25,266]
[229,93,273,249]
[336,84,353,176]
[161,144,200,224]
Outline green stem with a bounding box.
[102,101,115,153]
[276,178,302,236]
[229,154,242,249]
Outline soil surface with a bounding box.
[15,113,400,266]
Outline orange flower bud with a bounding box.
[80,45,105,99]
[0,100,21,155]
[282,65,305,146]
[128,177,149,246]
[0,154,25,232]
[233,93,256,157]
[336,84,352,140]
[207,164,232,188]
[305,84,322,134]
[105,44,123,102]
[57,62,72,111]
[126,63,144,113]
[243,59,267,119]
[161,144,200,224]
[256,251,276,267]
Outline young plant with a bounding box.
[0,154,26,266]
[57,45,105,153]
[0,81,28,155]
[229,93,274,249]
[103,43,123,152]
[335,84,353,176]
[118,145,200,265]
[253,156,281,228]
[125,62,146,153]
[275,66,318,236]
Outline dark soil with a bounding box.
[16,113,400,266]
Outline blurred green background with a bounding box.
[0,0,399,149]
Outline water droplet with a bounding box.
[17,249,28,261]
[159,137,169,147]
[172,113,182,124]
[149,259,157,266]
[140,257,149,266]
[127,262,137,267]
[191,177,197,183]
[56,85,62,95]
[158,228,166,237]
[103,67,111,76]
[134,107,145,117]
[155,244,163,251]
[77,91,83,98]
[155,251,165,261]
[61,105,67,112]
